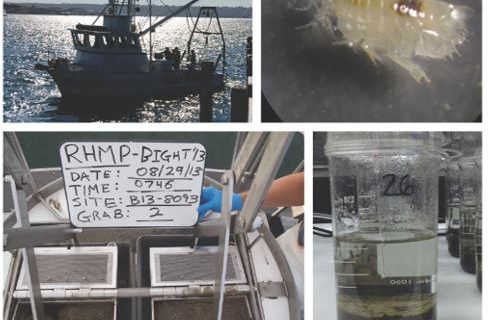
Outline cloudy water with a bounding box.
[4,14,251,122]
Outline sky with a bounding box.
[8,0,251,6]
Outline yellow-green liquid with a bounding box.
[335,231,437,320]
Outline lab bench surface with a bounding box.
[314,235,482,320]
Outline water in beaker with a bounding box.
[335,230,437,320]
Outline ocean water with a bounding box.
[4,14,251,122]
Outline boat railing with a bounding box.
[76,23,109,32]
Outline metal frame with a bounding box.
[212,170,234,320]
[4,131,299,320]
[230,132,298,320]
[4,133,47,320]
[187,6,227,75]
[235,232,263,320]
[4,223,76,251]
[12,285,251,300]
[5,135,67,222]
[240,132,295,232]
[139,0,200,36]
[232,133,270,190]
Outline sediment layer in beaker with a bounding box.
[460,240,476,274]
[447,229,460,258]
[337,293,436,320]
[337,299,436,320]
[335,231,437,320]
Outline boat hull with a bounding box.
[47,68,225,99]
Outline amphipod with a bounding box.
[324,0,468,83]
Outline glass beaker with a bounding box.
[476,211,482,291]
[326,132,444,320]
[445,162,461,257]
[459,156,481,274]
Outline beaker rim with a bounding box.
[324,132,447,158]
[325,139,445,157]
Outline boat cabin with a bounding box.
[71,15,142,54]
[68,14,148,71]
[70,29,142,53]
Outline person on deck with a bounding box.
[172,47,181,70]
[190,49,197,65]
[163,47,172,61]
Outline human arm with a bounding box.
[197,172,304,219]
[240,171,304,208]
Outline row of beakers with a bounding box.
[444,132,482,290]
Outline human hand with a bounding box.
[197,186,243,220]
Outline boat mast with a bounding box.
[149,0,152,62]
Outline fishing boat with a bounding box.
[34,0,225,99]
[4,133,303,320]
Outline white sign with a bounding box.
[59,142,206,228]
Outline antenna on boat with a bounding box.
[138,0,200,36]
[91,3,110,25]
[149,0,153,62]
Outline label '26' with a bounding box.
[382,174,414,196]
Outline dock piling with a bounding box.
[231,87,249,122]
[247,37,252,98]
[199,61,214,122]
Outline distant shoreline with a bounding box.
[4,12,253,18]
[4,3,252,18]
